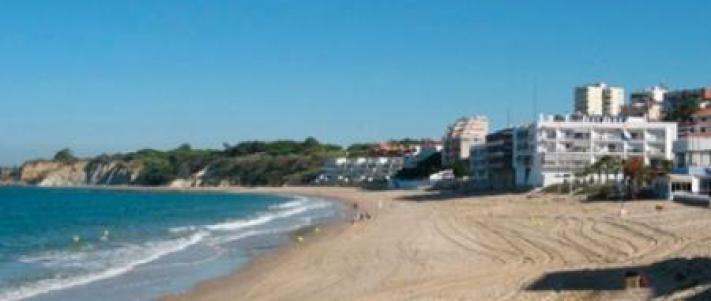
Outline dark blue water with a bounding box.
[0,187,342,301]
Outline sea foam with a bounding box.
[3,231,208,301]
[2,195,336,301]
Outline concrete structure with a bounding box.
[316,157,404,184]
[517,114,676,188]
[670,137,711,201]
[470,128,515,189]
[442,116,488,166]
[472,114,677,189]
[626,85,667,120]
[669,109,711,200]
[575,82,625,116]
[470,144,488,186]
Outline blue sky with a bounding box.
[1,0,711,165]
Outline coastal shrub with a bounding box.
[53,148,78,163]
[451,159,470,179]
[134,157,176,185]
[37,138,353,187]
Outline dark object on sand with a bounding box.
[624,271,649,288]
[655,204,664,211]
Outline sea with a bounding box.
[0,186,344,301]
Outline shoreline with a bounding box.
[0,185,357,301]
[159,186,384,301]
[10,185,711,300]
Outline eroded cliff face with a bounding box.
[20,160,143,187]
[86,161,143,185]
[20,161,87,186]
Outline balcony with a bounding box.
[596,134,621,141]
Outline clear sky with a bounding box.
[2,0,711,165]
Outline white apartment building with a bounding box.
[512,114,676,188]
[442,116,488,166]
[317,157,404,184]
[575,82,625,116]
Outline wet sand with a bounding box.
[161,187,711,300]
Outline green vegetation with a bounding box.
[395,152,443,179]
[559,156,674,200]
[66,137,345,186]
[53,148,78,163]
[575,155,623,184]
[345,143,374,157]
[664,98,700,122]
[386,138,436,146]
[46,137,445,187]
[451,159,470,179]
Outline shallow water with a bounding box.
[0,187,343,301]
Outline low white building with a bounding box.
[317,157,404,184]
[517,114,676,187]
[670,138,711,199]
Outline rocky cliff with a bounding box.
[85,160,143,185]
[20,160,143,187]
[20,160,87,186]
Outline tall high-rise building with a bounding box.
[441,116,488,166]
[574,82,625,116]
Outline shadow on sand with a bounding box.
[527,257,711,300]
[394,190,528,202]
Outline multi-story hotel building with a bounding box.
[442,116,488,166]
[575,82,625,116]
[472,114,677,188]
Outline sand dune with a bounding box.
[163,187,711,301]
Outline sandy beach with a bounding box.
[161,187,711,301]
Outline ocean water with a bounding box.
[0,187,343,301]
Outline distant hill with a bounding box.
[18,138,345,187]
